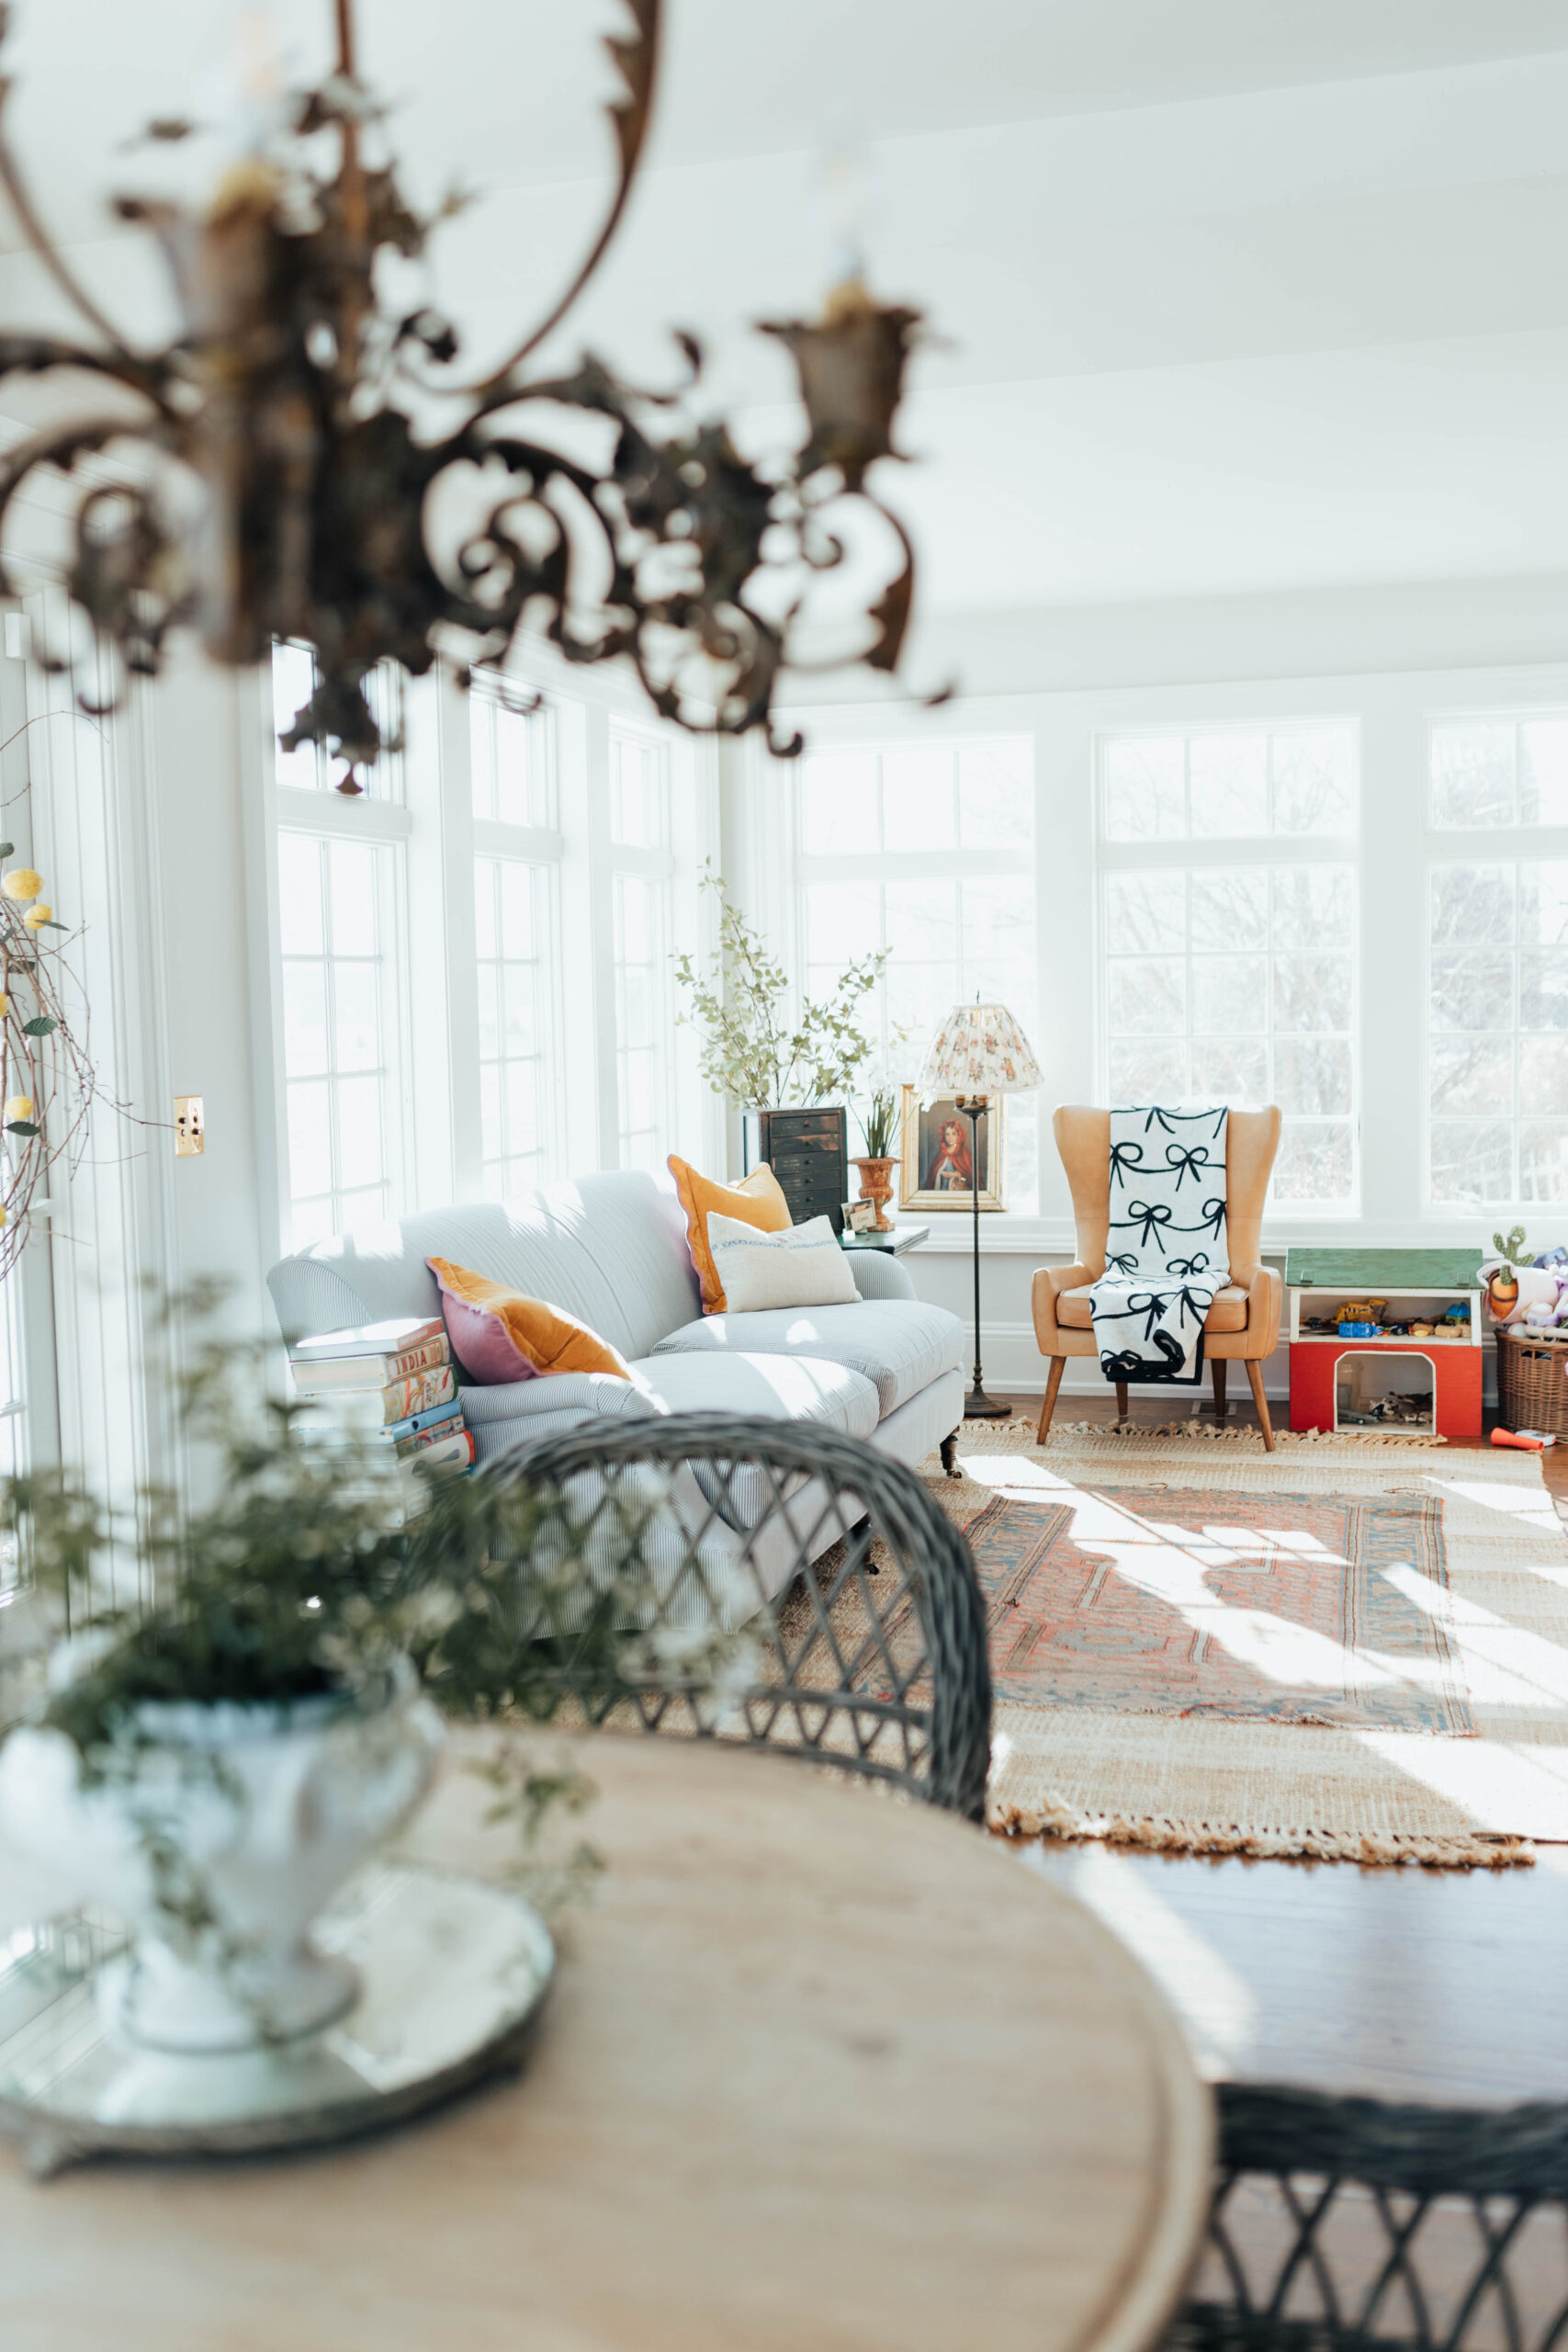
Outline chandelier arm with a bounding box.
[0,415,141,591]
[0,333,174,416]
[0,82,144,371]
[463,0,661,399]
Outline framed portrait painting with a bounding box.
[899,1088,1007,1212]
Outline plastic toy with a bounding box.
[1493,1428,1557,1452]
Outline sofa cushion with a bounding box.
[649,1300,964,1418]
[626,1350,879,1442]
[627,1350,880,1534]
[706,1212,858,1312]
[1055,1283,1249,1334]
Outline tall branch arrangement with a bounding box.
[0,0,935,789]
[0,846,110,1280]
[674,867,898,1110]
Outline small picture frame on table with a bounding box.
[898,1086,1007,1212]
[842,1198,878,1235]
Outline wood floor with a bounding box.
[988,1389,1568,2110]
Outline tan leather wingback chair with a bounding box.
[1032,1105,1283,1451]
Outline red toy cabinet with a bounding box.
[1287,1286,1483,1438]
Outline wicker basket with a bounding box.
[1495,1325,1568,1436]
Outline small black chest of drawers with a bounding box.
[742,1107,849,1236]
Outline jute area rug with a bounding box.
[915,1418,1568,1867]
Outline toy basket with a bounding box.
[1495,1326,1568,1437]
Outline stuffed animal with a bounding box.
[1480,1258,1563,1325]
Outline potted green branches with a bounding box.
[0,1300,699,2055]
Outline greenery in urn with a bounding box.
[673,866,900,1109]
[858,1087,904,1160]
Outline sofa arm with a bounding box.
[1032,1262,1094,1351]
[846,1251,916,1303]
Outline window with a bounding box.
[1098,724,1359,1210]
[265,646,714,1241]
[795,740,1037,1205]
[475,857,555,1199]
[610,724,676,1172]
[1424,716,1568,1208]
[276,833,403,1248]
[1429,714,1568,829]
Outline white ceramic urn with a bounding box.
[0,1653,445,2053]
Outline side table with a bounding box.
[840,1222,928,1255]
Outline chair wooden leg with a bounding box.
[1245,1359,1275,1453]
[1037,1357,1066,1444]
[1211,1359,1228,1419]
[1114,1381,1129,1421]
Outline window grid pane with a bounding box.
[1101,864,1357,1207]
[271,640,404,802]
[474,854,554,1199]
[796,736,1038,1211]
[615,871,671,1172]
[1427,856,1568,1205]
[1101,723,1356,844]
[470,682,551,827]
[610,729,670,849]
[277,831,400,1245]
[1429,713,1568,830]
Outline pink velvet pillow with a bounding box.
[426,1257,631,1385]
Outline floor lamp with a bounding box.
[917,1003,1043,1420]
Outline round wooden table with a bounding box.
[2,1736,1212,2352]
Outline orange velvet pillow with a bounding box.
[667,1156,792,1315]
[426,1258,631,1382]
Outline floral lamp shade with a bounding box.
[918,1003,1043,1099]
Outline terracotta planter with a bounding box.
[852,1156,897,1231]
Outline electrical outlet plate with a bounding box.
[174,1094,205,1156]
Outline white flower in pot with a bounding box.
[0,1646,444,2052]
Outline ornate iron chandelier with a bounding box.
[0,0,931,787]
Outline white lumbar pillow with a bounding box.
[705,1212,860,1313]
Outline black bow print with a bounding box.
[1109,1139,1145,1190]
[1122,1199,1173,1251]
[1129,1290,1172,1340]
[1106,1250,1139,1275]
[1194,1195,1225,1238]
[1165,1143,1211,1187]
[1167,1252,1211,1279]
[1100,1346,1148,1380]
[1176,1289,1211,1329]
[1142,1107,1178,1135]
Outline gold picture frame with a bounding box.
[899,1087,1007,1212]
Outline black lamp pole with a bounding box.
[957,1092,1010,1419]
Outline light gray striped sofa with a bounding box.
[266,1171,966,1594]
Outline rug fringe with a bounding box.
[991,1795,1534,1869]
[1014,1419,1450,1449]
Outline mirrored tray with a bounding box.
[0,1862,554,2177]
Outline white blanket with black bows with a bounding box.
[1089,1106,1229,1386]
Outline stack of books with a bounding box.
[288,1317,474,1473]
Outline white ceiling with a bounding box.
[3,0,1568,622]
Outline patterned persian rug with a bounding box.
[913,1419,1568,1866]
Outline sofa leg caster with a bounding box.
[939,1432,960,1480]
[847,1512,877,1569]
